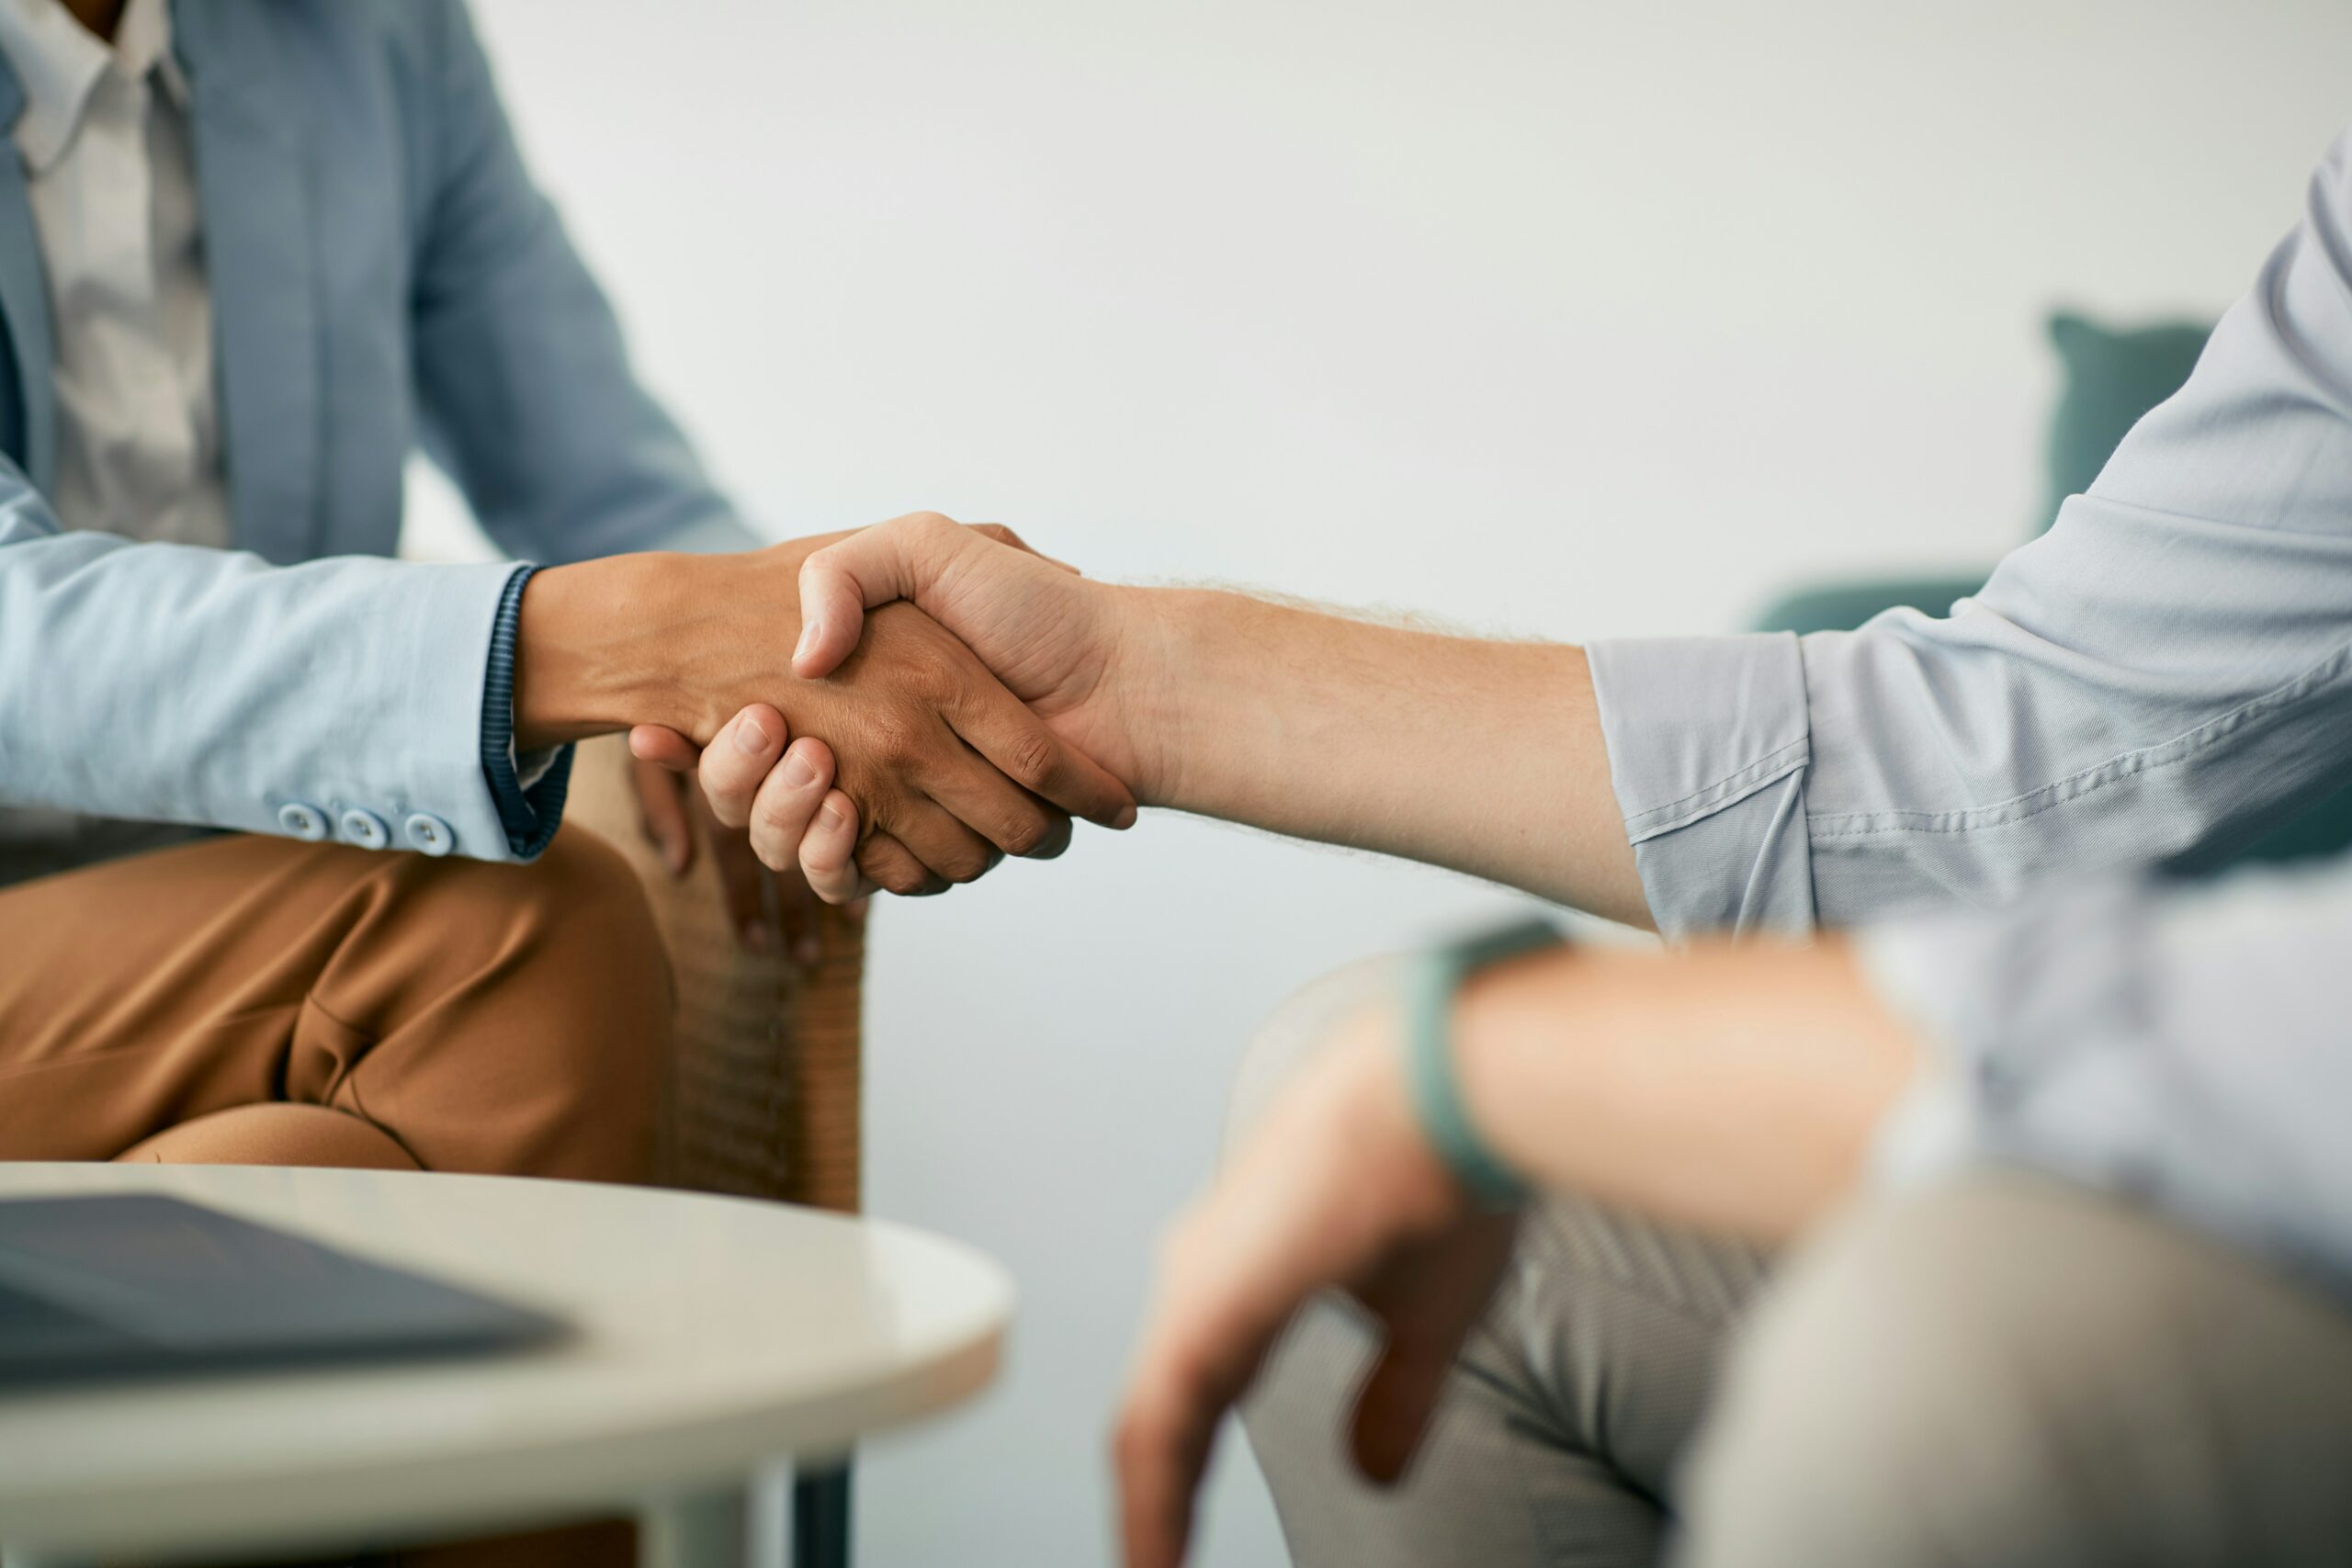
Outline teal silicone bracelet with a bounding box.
[1399,918,1566,1208]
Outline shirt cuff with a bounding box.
[480,564,575,860]
[1585,632,1815,935]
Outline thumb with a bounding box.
[793,512,969,678]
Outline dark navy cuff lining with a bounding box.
[480,563,574,860]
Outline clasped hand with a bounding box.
[633,513,1141,902]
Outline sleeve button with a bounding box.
[401,812,457,857]
[277,802,329,842]
[338,807,390,851]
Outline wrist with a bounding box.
[1096,585,1264,812]
[513,551,749,749]
[1322,1016,1475,1235]
[1085,584,1179,807]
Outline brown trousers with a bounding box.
[0,829,674,1566]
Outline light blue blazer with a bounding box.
[0,0,757,863]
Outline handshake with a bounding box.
[513,513,1159,904]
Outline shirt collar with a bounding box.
[0,0,182,174]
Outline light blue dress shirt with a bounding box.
[1588,125,2352,1291]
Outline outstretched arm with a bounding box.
[739,127,2352,931]
[695,513,1652,922]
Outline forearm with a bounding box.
[1112,586,1650,924]
[1447,939,1917,1239]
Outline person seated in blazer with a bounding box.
[0,0,1135,1182]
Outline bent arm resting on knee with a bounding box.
[1116,852,2352,1565]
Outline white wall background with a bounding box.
[421,4,2352,1562]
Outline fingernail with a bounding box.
[741,920,774,953]
[1114,804,1138,829]
[781,750,817,788]
[793,622,819,667]
[732,714,772,755]
[820,801,847,829]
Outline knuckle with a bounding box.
[855,840,923,897]
[997,809,1050,858]
[891,510,956,544]
[936,840,992,886]
[864,711,927,767]
[996,728,1062,793]
[899,648,966,709]
[752,790,804,841]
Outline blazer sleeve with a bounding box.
[406,0,762,564]
[0,468,542,862]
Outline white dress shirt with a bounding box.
[0,0,227,549]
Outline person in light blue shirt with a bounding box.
[673,118,2352,1567]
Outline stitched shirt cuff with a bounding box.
[1585,632,1816,935]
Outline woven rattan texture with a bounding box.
[563,736,865,1213]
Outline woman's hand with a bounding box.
[1113,1007,1516,1568]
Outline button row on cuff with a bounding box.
[275,802,456,857]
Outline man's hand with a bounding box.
[514,534,1136,897]
[627,753,838,963]
[706,509,1655,923]
[1114,1010,1514,1568]
[792,513,1158,785]
[649,514,1154,898]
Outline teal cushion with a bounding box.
[1749,576,1986,637]
[2037,311,2211,535]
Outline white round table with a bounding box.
[0,1163,1012,1568]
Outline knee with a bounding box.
[1675,1172,2267,1568]
[500,829,673,1145]
[514,827,672,995]
[1675,1177,2055,1567]
[517,823,673,1021]
[1225,954,1407,1156]
[399,825,670,1020]
[377,827,673,1180]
